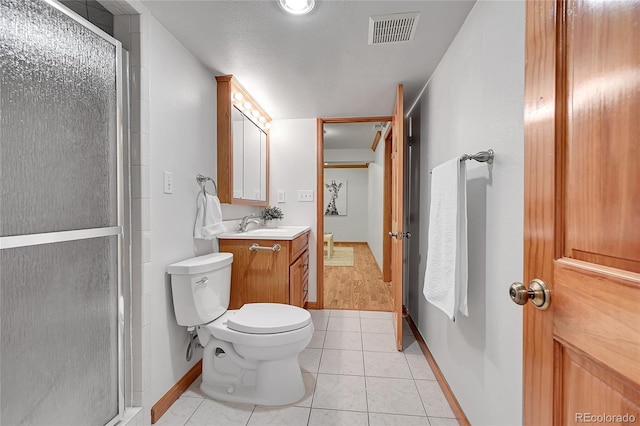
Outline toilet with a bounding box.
[167,252,314,406]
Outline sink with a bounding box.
[217,226,311,240]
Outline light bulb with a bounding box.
[251,110,260,118]
[232,92,243,101]
[259,116,266,123]
[279,0,315,15]
[243,102,252,110]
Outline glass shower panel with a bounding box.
[0,237,119,425]
[0,0,118,237]
[0,0,123,425]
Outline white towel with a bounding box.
[423,157,468,321]
[194,191,225,239]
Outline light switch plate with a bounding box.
[278,190,286,203]
[297,190,314,202]
[163,171,174,194]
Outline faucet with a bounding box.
[238,214,261,232]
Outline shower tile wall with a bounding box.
[113,12,153,424]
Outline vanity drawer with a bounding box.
[290,231,309,263]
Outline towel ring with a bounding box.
[196,174,217,196]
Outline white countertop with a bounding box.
[217,225,311,240]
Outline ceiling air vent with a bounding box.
[368,12,420,45]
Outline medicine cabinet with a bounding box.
[216,75,270,206]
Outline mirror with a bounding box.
[232,106,267,201]
[216,75,270,206]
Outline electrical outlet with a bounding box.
[163,171,174,194]
[297,190,314,202]
[278,190,286,203]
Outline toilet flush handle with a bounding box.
[196,276,209,286]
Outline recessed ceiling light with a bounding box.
[278,0,315,15]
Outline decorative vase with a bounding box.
[265,219,278,229]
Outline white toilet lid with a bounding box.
[226,303,311,334]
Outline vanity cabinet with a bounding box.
[216,75,270,206]
[220,231,310,309]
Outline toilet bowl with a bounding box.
[167,253,313,406]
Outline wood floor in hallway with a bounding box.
[323,242,393,311]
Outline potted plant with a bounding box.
[260,205,284,228]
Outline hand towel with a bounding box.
[194,191,225,239]
[423,157,468,321]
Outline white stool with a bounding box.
[323,233,334,258]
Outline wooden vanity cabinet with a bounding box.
[220,231,310,309]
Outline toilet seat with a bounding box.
[227,303,311,334]
[203,306,313,348]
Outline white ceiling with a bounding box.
[140,0,476,120]
[324,122,387,150]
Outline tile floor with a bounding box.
[156,310,460,426]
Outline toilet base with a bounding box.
[201,355,306,406]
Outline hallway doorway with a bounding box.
[316,117,393,312]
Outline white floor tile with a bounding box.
[299,348,322,373]
[312,374,367,412]
[330,309,360,317]
[428,416,460,426]
[364,351,412,379]
[319,349,364,375]
[327,316,361,332]
[359,311,393,319]
[182,376,206,399]
[247,406,310,425]
[155,397,202,426]
[415,380,456,418]
[361,318,395,334]
[324,331,363,351]
[369,412,430,425]
[402,334,424,355]
[362,332,398,352]
[366,377,426,416]
[310,314,329,331]
[405,354,436,380]
[308,330,326,349]
[185,399,254,426]
[309,408,369,425]
[294,372,317,408]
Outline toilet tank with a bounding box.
[166,252,233,327]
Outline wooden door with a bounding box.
[391,84,405,351]
[524,1,640,424]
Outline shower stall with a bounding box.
[1,0,127,424]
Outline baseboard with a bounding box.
[305,302,318,310]
[151,360,202,424]
[403,308,470,426]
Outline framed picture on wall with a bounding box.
[324,179,347,216]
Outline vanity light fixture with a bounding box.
[278,0,315,15]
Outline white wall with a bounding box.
[148,14,215,406]
[413,1,525,425]
[324,168,369,242]
[269,119,318,301]
[367,140,385,268]
[147,15,258,407]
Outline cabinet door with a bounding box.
[289,250,309,307]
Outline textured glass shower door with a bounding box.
[0,0,124,425]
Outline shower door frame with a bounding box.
[0,0,127,424]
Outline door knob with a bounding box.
[388,232,398,239]
[509,278,550,310]
[388,231,410,240]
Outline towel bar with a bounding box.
[196,174,217,195]
[429,149,494,174]
[249,243,281,252]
